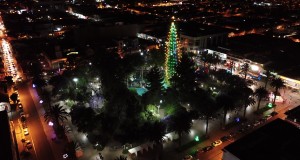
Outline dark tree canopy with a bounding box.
[171,53,197,103]
[143,66,164,105]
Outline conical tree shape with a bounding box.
[164,21,180,85]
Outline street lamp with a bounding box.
[73,78,78,89]
[157,100,162,114]
[48,121,54,126]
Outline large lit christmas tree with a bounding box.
[164,20,180,85]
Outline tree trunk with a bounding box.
[205,116,209,135]
[243,103,247,118]
[264,79,268,89]
[178,133,182,146]
[273,88,278,111]
[256,97,262,112]
[223,109,227,128]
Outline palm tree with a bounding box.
[44,104,69,128]
[115,156,127,160]
[147,121,166,144]
[216,94,234,128]
[10,93,18,104]
[191,89,218,136]
[201,52,220,70]
[5,76,13,86]
[241,87,255,118]
[201,98,218,136]
[270,78,285,111]
[240,63,250,80]
[264,70,271,89]
[254,87,269,111]
[169,109,192,146]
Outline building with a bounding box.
[222,118,300,160]
[0,110,18,160]
[285,105,300,127]
[179,23,229,53]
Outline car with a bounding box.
[202,146,213,152]
[20,115,26,122]
[229,132,238,137]
[64,125,72,133]
[270,112,278,116]
[253,120,260,127]
[22,122,27,129]
[212,140,222,147]
[183,155,193,160]
[238,128,246,133]
[21,138,27,143]
[291,89,298,93]
[264,115,272,121]
[24,128,29,136]
[25,140,33,149]
[20,112,25,117]
[220,136,230,142]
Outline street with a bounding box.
[15,81,55,160]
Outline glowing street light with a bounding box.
[63,154,68,159]
[157,100,162,114]
[48,121,54,126]
[73,78,78,89]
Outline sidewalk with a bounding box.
[28,84,67,160]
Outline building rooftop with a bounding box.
[224,118,300,160]
[179,22,230,37]
[224,34,300,79]
[285,105,300,122]
[0,110,14,160]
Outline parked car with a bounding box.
[64,125,72,133]
[271,112,278,116]
[264,115,272,121]
[253,120,261,127]
[220,136,230,142]
[24,128,29,136]
[183,155,193,160]
[25,140,32,149]
[291,89,298,93]
[22,122,27,129]
[20,115,26,122]
[229,132,238,137]
[212,140,222,147]
[18,104,23,109]
[238,128,246,133]
[20,112,25,117]
[202,146,213,152]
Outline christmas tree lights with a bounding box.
[164,21,181,85]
